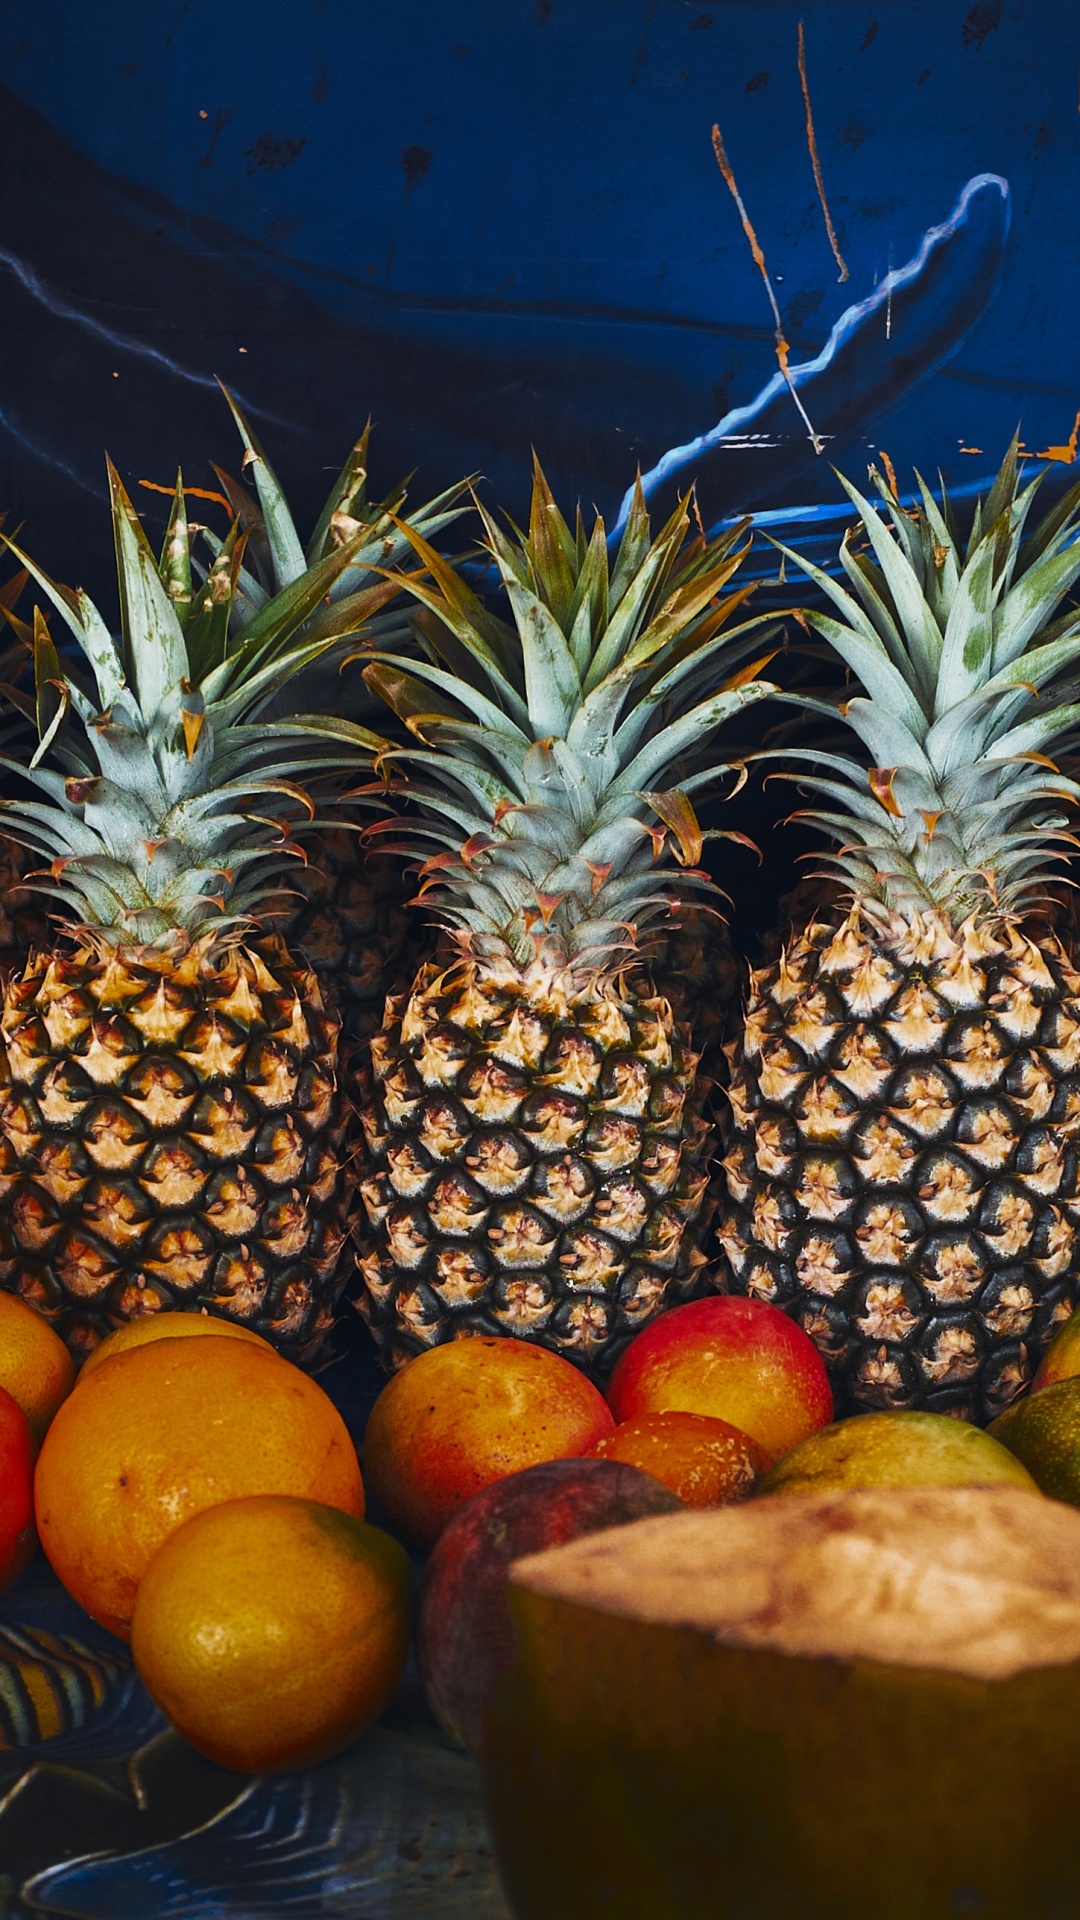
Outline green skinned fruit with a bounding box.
[484,1488,1080,1920]
[1033,1306,1080,1391]
[989,1376,1080,1504]
[760,1410,1037,1498]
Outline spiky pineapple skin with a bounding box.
[718,914,1080,1423]
[271,830,433,1052]
[0,938,354,1365]
[355,959,713,1376]
[638,909,742,1095]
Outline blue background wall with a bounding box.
[0,0,1074,597]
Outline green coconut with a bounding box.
[483,1487,1080,1920]
[759,1410,1037,1499]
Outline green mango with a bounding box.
[761,1409,1036,1498]
[990,1376,1080,1504]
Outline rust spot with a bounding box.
[1037,412,1080,465]
[400,144,433,191]
[244,132,307,176]
[962,2,1001,50]
[199,106,232,171]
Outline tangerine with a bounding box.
[0,1293,75,1452]
[35,1337,363,1637]
[589,1410,769,1507]
[132,1495,411,1771]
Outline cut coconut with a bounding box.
[484,1487,1080,1920]
[510,1487,1080,1682]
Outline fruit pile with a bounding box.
[4,424,1080,1914]
[9,1276,1080,1775]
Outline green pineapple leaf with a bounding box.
[157,472,193,627]
[108,460,190,719]
[216,382,307,586]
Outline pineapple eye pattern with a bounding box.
[1,953,352,1363]
[722,928,1080,1421]
[360,985,711,1373]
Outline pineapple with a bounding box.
[0,462,389,1364]
[719,446,1080,1421]
[354,464,778,1374]
[626,900,743,1095]
[270,827,427,1053]
[209,391,469,1049]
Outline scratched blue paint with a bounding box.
[0,0,1073,593]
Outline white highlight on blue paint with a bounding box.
[615,172,1011,533]
[0,403,106,498]
[0,244,286,424]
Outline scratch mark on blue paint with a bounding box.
[618,172,1010,530]
[0,403,105,497]
[0,245,288,424]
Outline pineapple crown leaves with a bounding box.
[766,439,1080,924]
[206,384,474,671]
[0,463,388,948]
[355,460,781,971]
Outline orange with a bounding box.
[589,1410,769,1508]
[0,1383,35,1592]
[34,1337,363,1637]
[132,1495,411,1771]
[0,1292,75,1452]
[78,1312,272,1385]
[364,1337,615,1547]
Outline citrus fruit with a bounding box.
[761,1410,1038,1498]
[78,1312,272,1385]
[35,1337,363,1637]
[607,1296,832,1459]
[989,1377,1080,1504]
[0,1384,35,1592]
[589,1410,769,1507]
[131,1495,411,1771]
[363,1337,615,1547]
[1033,1307,1080,1392]
[0,1293,75,1451]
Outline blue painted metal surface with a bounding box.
[0,0,1074,592]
